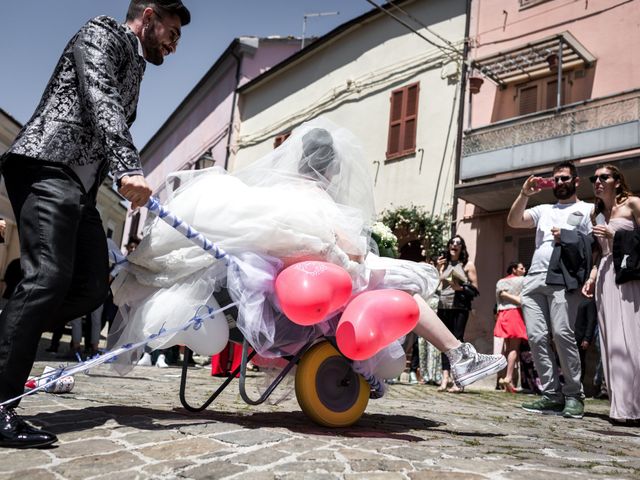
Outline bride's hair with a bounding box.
[298,128,339,181]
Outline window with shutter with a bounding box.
[386,82,420,160]
[274,132,291,149]
[518,85,538,115]
[519,0,552,9]
[517,236,536,270]
[545,79,566,110]
[129,211,141,240]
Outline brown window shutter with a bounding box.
[405,84,418,117]
[273,132,291,149]
[387,89,404,157]
[519,85,538,115]
[545,79,565,110]
[387,82,419,159]
[403,84,419,151]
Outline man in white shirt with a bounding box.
[508,161,592,419]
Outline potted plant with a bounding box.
[469,74,484,94]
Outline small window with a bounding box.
[129,211,141,240]
[386,82,420,160]
[517,76,566,116]
[274,132,291,149]
[518,85,538,115]
[545,78,566,110]
[519,0,552,9]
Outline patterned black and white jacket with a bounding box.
[2,16,146,185]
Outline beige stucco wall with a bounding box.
[235,0,467,219]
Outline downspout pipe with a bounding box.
[224,44,242,171]
[451,0,472,236]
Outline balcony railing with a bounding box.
[460,90,640,181]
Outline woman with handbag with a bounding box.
[436,235,479,393]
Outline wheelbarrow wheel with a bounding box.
[295,341,369,427]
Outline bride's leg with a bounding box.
[412,294,460,353]
[412,294,507,388]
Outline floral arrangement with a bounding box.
[379,205,450,260]
[370,221,399,258]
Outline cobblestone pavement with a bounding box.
[1,357,638,480]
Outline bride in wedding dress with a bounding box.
[109,117,505,386]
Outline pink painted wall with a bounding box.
[142,38,301,198]
[469,0,640,128]
[457,0,639,351]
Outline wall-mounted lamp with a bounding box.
[195,152,215,170]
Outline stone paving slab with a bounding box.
[0,360,638,479]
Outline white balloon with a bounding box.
[371,341,406,379]
[137,284,229,356]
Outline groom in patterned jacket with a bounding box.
[0,0,190,448]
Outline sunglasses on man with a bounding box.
[553,175,575,184]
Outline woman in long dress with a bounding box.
[582,164,640,425]
[110,118,505,386]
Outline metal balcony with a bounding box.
[461,90,640,181]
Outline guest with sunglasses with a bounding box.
[435,235,479,393]
[0,0,190,449]
[582,164,640,426]
[507,161,593,419]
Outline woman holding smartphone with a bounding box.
[436,235,479,392]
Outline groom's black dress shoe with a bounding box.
[0,406,57,449]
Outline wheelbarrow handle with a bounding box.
[145,196,228,260]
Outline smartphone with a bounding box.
[537,177,555,189]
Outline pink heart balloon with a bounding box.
[275,261,353,326]
[336,289,419,360]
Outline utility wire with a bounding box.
[386,0,458,50]
[363,0,461,58]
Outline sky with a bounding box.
[0,0,374,149]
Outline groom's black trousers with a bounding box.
[0,155,109,406]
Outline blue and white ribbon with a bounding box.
[146,197,228,262]
[0,302,237,407]
[1,198,237,407]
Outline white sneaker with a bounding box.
[137,352,152,367]
[447,343,507,388]
[155,354,169,369]
[409,371,418,384]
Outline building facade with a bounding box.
[125,37,303,241]
[233,0,467,259]
[456,0,640,350]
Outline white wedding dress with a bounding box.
[108,118,438,376]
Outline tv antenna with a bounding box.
[301,11,339,49]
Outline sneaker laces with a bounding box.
[445,342,475,365]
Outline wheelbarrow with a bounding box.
[144,197,372,427]
[178,289,371,428]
